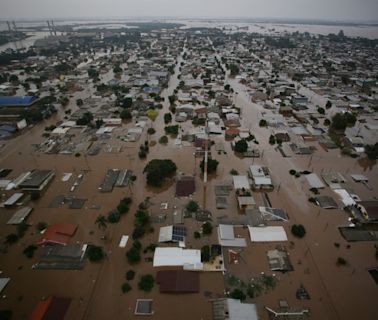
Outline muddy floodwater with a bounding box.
[0,32,377,320]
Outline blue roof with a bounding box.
[0,96,38,106]
[143,86,161,92]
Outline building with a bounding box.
[249,165,273,190]
[30,296,71,320]
[156,270,199,293]
[19,170,55,194]
[37,223,77,246]
[158,225,187,243]
[212,299,259,320]
[0,96,39,120]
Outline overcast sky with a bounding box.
[0,0,378,22]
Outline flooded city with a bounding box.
[0,2,377,320]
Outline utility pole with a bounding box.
[51,20,57,36]
[47,21,53,36]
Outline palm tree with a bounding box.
[95,215,107,231]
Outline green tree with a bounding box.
[126,270,136,280]
[164,113,172,124]
[120,109,132,120]
[95,215,107,231]
[159,135,168,144]
[365,143,378,160]
[107,209,121,223]
[121,283,132,293]
[76,98,84,106]
[147,128,156,135]
[259,119,267,127]
[126,246,141,263]
[186,200,199,212]
[132,227,145,240]
[143,159,177,187]
[269,134,276,145]
[122,97,133,108]
[291,224,306,238]
[87,245,104,261]
[201,245,211,262]
[230,289,246,301]
[200,158,219,174]
[138,274,154,292]
[23,245,37,258]
[234,139,248,153]
[202,222,213,235]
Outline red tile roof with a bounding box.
[37,224,77,246]
[30,296,71,320]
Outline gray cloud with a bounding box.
[0,0,377,22]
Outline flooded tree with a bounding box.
[138,274,154,292]
[87,245,104,262]
[291,224,306,238]
[95,215,107,231]
[234,139,248,153]
[143,159,177,187]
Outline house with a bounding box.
[158,225,187,243]
[30,296,71,320]
[37,223,77,246]
[267,246,293,272]
[176,176,195,197]
[212,299,259,320]
[217,224,247,247]
[153,247,202,268]
[357,201,378,222]
[249,165,273,190]
[232,175,250,190]
[18,170,55,194]
[156,270,199,293]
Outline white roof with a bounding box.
[248,226,288,242]
[249,165,265,177]
[218,225,247,247]
[158,226,173,242]
[305,173,325,189]
[333,189,356,207]
[233,175,250,190]
[153,247,201,267]
[219,224,235,239]
[51,127,70,135]
[119,235,129,248]
[227,299,258,320]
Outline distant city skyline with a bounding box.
[0,0,378,22]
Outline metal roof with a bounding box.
[0,96,38,106]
